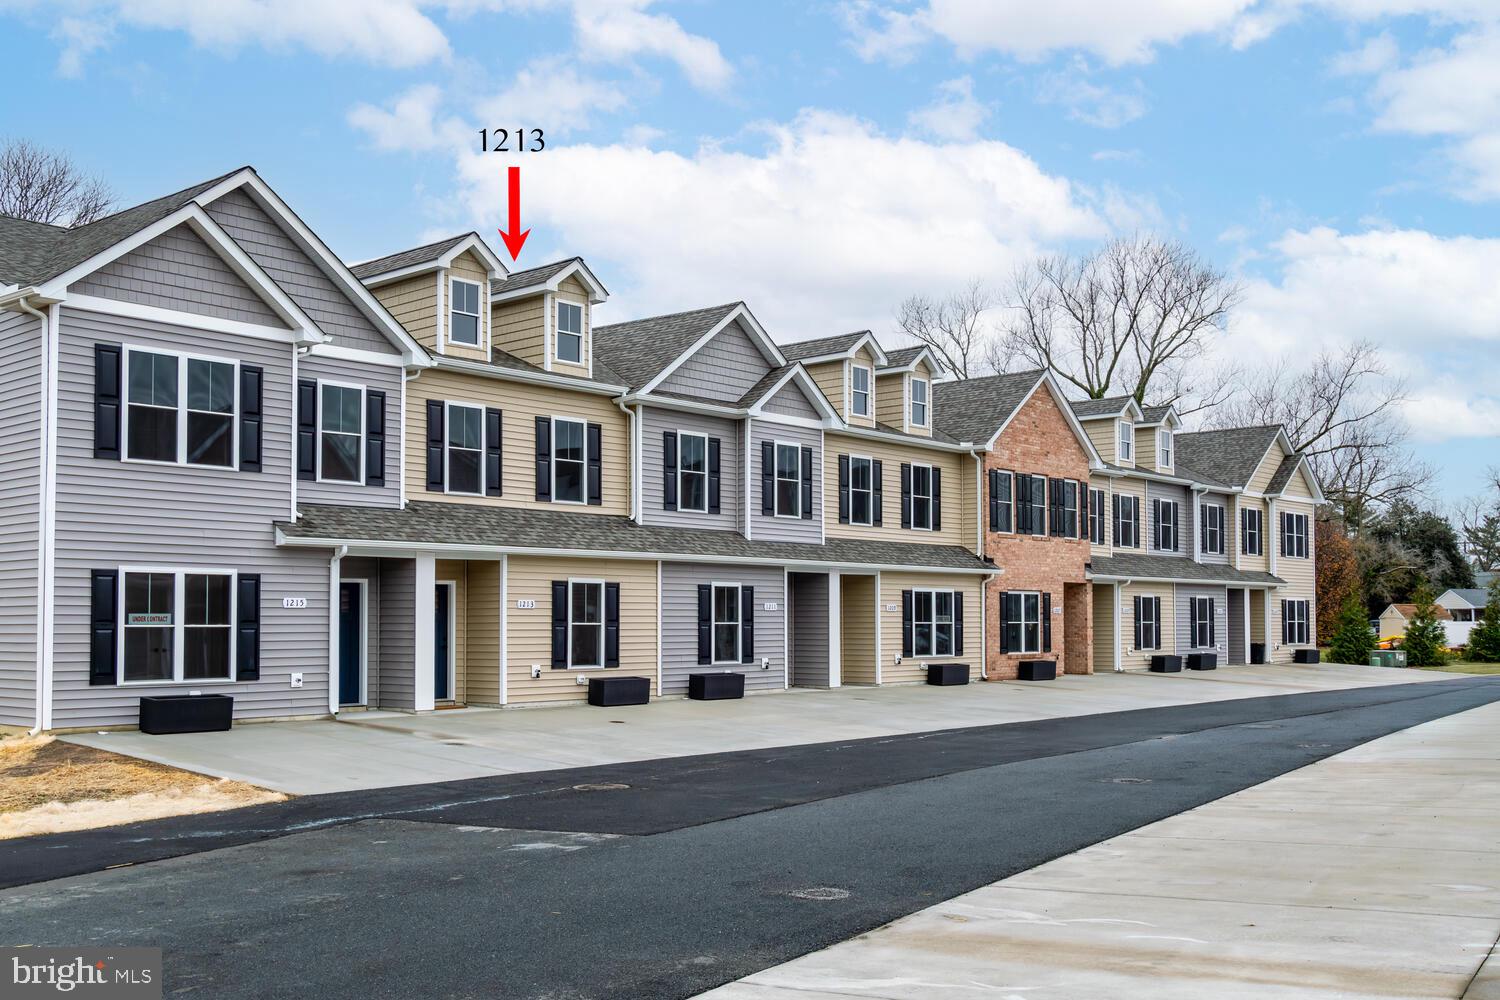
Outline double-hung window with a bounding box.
[445,403,484,496]
[775,442,801,517]
[850,456,874,526]
[121,569,234,683]
[1283,599,1310,645]
[712,584,741,664]
[1202,503,1225,555]
[1001,591,1041,654]
[553,417,587,503]
[125,349,236,468]
[850,365,872,417]
[1242,507,1263,555]
[449,278,481,347]
[1191,596,1215,649]
[569,580,603,667]
[319,382,364,483]
[556,301,583,364]
[910,378,929,427]
[678,432,709,513]
[1155,499,1179,552]
[1136,596,1161,650]
[1158,429,1173,468]
[1117,495,1139,548]
[1118,421,1134,461]
[913,589,955,657]
[1282,512,1309,558]
[911,463,934,530]
[1089,488,1107,543]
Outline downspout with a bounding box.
[403,367,423,509]
[292,346,308,522]
[328,544,348,717]
[615,395,638,523]
[970,448,984,557]
[17,296,53,734]
[1114,578,1134,672]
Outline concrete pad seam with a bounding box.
[1129,832,1500,855]
[988,882,1500,921]
[1461,926,1500,999]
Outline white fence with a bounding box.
[1444,621,1477,647]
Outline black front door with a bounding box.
[434,584,450,701]
[338,581,361,705]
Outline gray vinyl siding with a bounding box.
[0,311,42,726]
[1227,587,1247,663]
[205,188,396,355]
[72,223,287,328]
[640,407,740,532]
[762,381,821,419]
[657,319,771,403]
[377,557,415,710]
[749,419,822,543]
[1146,481,1192,559]
[297,354,403,509]
[1198,490,1231,564]
[50,307,332,727]
[339,556,383,704]
[789,572,830,687]
[659,563,786,696]
[1175,584,1228,657]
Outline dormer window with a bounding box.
[449,278,481,347]
[556,301,584,364]
[851,365,872,417]
[910,377,929,427]
[1118,420,1133,461]
[1158,428,1173,468]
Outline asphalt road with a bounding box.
[4,676,1497,1000]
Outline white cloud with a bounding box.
[478,56,630,135]
[1329,31,1399,75]
[348,84,469,153]
[907,76,991,141]
[570,0,732,91]
[1037,61,1148,128]
[53,15,114,76]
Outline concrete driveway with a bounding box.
[65,662,1460,795]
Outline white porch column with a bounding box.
[1112,581,1123,672]
[414,553,436,712]
[827,571,842,688]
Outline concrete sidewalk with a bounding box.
[699,699,1500,1000]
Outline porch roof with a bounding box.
[1088,553,1284,587]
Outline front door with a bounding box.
[434,583,451,701]
[338,581,362,705]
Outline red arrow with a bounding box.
[497,165,530,261]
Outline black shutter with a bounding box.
[483,407,502,497]
[1049,479,1061,537]
[1112,493,1121,545]
[900,463,912,529]
[1042,592,1052,652]
[1190,597,1200,648]
[1080,484,1089,539]
[236,573,261,681]
[872,459,884,526]
[604,583,620,668]
[425,400,445,492]
[800,445,813,519]
[998,591,1011,653]
[550,581,568,668]
[663,431,678,511]
[953,591,964,656]
[901,590,914,657]
[365,390,385,487]
[708,438,721,514]
[1133,595,1143,649]
[1209,599,1217,647]
[931,467,942,530]
[89,569,118,686]
[586,422,602,505]
[1201,504,1209,552]
[1152,499,1160,549]
[838,454,850,524]
[93,344,122,460]
[697,584,712,665]
[239,365,263,473]
[1281,600,1288,644]
[535,417,552,502]
[1154,598,1163,649]
[1015,475,1030,534]
[988,470,999,530]
[297,379,318,481]
[741,586,755,663]
[760,441,774,515]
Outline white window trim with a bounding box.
[1204,503,1225,554]
[1119,494,1138,548]
[567,577,606,669]
[909,376,930,428]
[993,470,1014,535]
[912,587,957,658]
[848,454,875,527]
[1157,499,1178,551]
[1284,512,1310,558]
[911,462,935,532]
[447,276,483,349]
[1089,487,1107,544]
[551,415,589,506]
[677,431,710,514]
[316,379,366,485]
[1118,420,1134,462]
[117,566,237,685]
[711,581,742,665]
[443,400,486,498]
[1192,595,1215,649]
[1004,589,1042,655]
[1138,596,1160,651]
[773,440,802,519]
[849,363,872,419]
[121,345,240,470]
[555,299,585,366]
[1157,428,1173,469]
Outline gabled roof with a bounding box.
[779,331,888,366]
[1174,425,1284,490]
[931,369,1046,446]
[1069,395,1142,420]
[1382,603,1453,621]
[595,301,784,394]
[349,232,505,284]
[1439,588,1489,607]
[879,344,943,376]
[489,256,608,303]
[1138,404,1178,426]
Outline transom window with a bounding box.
[911,463,934,530]
[449,278,481,347]
[569,580,603,667]
[1001,591,1041,654]
[850,456,874,526]
[122,569,233,683]
[319,383,364,483]
[850,365,872,417]
[1118,420,1134,461]
[913,589,955,657]
[712,584,741,664]
[125,349,236,468]
[774,442,801,517]
[553,417,587,504]
[1158,428,1173,468]
[445,403,484,496]
[910,377,929,427]
[556,301,584,364]
[678,432,709,513]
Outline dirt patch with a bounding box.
[0,736,285,839]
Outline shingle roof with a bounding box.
[1139,405,1173,424]
[488,257,593,297]
[1068,395,1135,419]
[869,421,962,446]
[279,501,994,572]
[931,369,1046,446]
[1174,425,1284,490]
[1385,603,1453,620]
[1263,454,1306,495]
[442,348,624,389]
[779,331,870,362]
[0,167,244,287]
[1088,553,1284,587]
[349,234,472,280]
[592,302,743,390]
[881,346,928,369]
[735,365,797,408]
[1443,589,1489,607]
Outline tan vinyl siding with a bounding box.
[1282,462,1316,500]
[1089,474,1113,555]
[1249,439,1288,493]
[875,373,905,429]
[404,368,630,515]
[847,347,877,428]
[466,560,502,704]
[823,431,966,546]
[551,277,592,379]
[905,362,934,438]
[442,251,492,364]
[371,272,439,355]
[504,555,658,705]
[1238,496,1270,572]
[1119,583,1175,670]
[807,361,844,418]
[1272,498,1318,660]
[493,294,546,367]
[1092,584,1115,673]
[840,575,878,684]
[958,452,978,554]
[435,560,468,700]
[1085,418,1130,466]
[1134,427,1158,472]
[878,572,984,684]
[1251,586,1268,643]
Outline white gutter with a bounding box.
[403,366,423,510]
[616,395,640,523]
[15,295,54,733]
[435,354,625,396]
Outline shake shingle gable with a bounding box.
[592,302,744,390]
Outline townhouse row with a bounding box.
[0,166,1322,731]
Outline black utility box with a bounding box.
[139,694,233,735]
[587,675,650,707]
[1016,659,1056,681]
[1293,649,1321,664]
[688,672,745,700]
[1186,653,1218,670]
[1250,643,1267,664]
[927,662,970,686]
[1149,655,1183,673]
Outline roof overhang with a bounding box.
[357,233,510,287]
[431,354,626,396]
[1076,397,1145,423]
[829,424,977,454]
[638,302,785,395]
[491,258,609,305]
[1264,445,1327,504]
[746,364,842,424]
[878,345,943,377]
[787,332,890,367]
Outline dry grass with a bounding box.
[1414,661,1500,675]
[0,735,284,839]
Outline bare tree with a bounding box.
[894,279,995,379]
[0,139,113,226]
[1001,235,1240,406]
[1456,465,1500,571]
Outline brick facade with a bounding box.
[982,382,1093,680]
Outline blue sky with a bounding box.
[2,0,1496,509]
